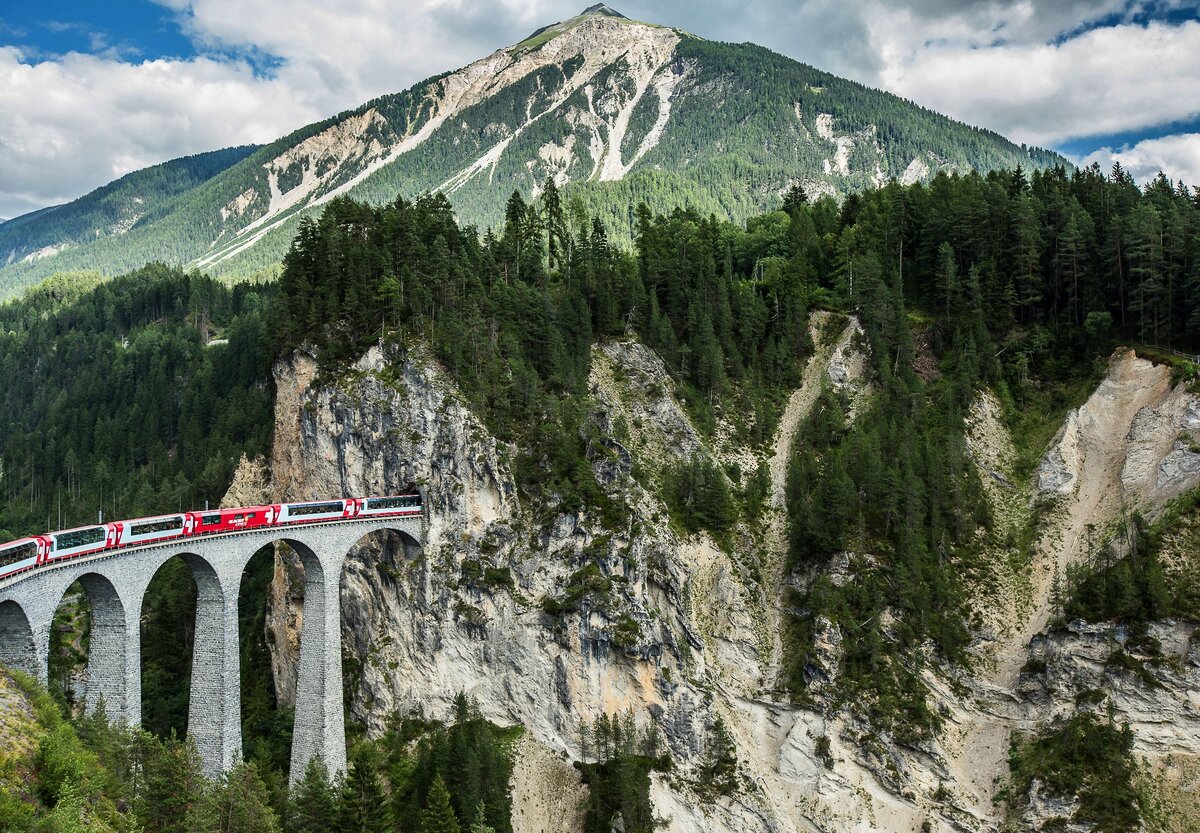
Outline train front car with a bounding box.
[0,536,50,580]
[276,499,354,525]
[356,493,422,517]
[47,524,116,563]
[187,506,276,536]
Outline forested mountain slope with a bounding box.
[0,146,256,285]
[0,4,1064,298]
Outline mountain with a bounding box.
[0,5,1066,297]
[0,146,256,285]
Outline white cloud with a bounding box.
[154,0,573,113]
[875,18,1200,146]
[1081,133,1200,185]
[0,47,318,219]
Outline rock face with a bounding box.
[246,335,1200,833]
[1025,350,1181,658]
[1014,621,1200,831]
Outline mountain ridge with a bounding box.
[0,6,1067,297]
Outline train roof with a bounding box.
[48,523,108,536]
[121,512,187,523]
[0,536,43,549]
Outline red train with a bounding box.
[0,494,421,581]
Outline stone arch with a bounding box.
[234,537,316,771]
[138,550,236,776]
[62,572,130,717]
[337,525,423,731]
[0,598,37,678]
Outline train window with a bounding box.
[366,495,421,510]
[54,527,105,550]
[201,514,221,525]
[129,516,184,536]
[288,501,343,516]
[0,541,36,567]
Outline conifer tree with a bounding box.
[337,745,392,833]
[418,774,460,833]
[188,761,281,833]
[287,758,337,833]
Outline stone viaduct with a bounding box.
[0,516,422,782]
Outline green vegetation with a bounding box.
[0,672,517,833]
[576,712,667,833]
[0,263,274,540]
[1055,497,1200,629]
[1004,711,1143,833]
[780,163,1200,738]
[662,455,736,534]
[0,147,257,299]
[365,693,517,833]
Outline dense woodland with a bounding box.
[0,265,273,539]
[2,160,1199,830]
[0,673,521,833]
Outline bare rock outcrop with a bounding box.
[240,332,1200,833]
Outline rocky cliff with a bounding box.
[237,333,1200,832]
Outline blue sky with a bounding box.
[0,0,1197,220]
[0,1,195,61]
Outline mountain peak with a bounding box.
[510,4,648,55]
[580,3,627,17]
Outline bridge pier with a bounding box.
[185,554,244,778]
[0,599,41,682]
[289,547,348,783]
[76,574,135,720]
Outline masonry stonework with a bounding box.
[0,516,422,781]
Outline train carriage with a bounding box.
[356,494,422,516]
[47,524,116,562]
[275,499,355,524]
[114,514,188,547]
[0,537,49,580]
[187,506,276,535]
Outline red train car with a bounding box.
[186,506,277,535]
[0,494,423,584]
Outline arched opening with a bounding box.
[238,542,295,793]
[245,523,421,785]
[46,574,128,716]
[48,582,90,709]
[339,528,421,738]
[139,555,200,738]
[0,599,37,678]
[232,535,332,791]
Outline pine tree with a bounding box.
[287,758,337,833]
[188,761,281,833]
[418,774,460,833]
[337,745,392,833]
[467,801,495,833]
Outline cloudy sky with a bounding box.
[0,0,1197,220]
